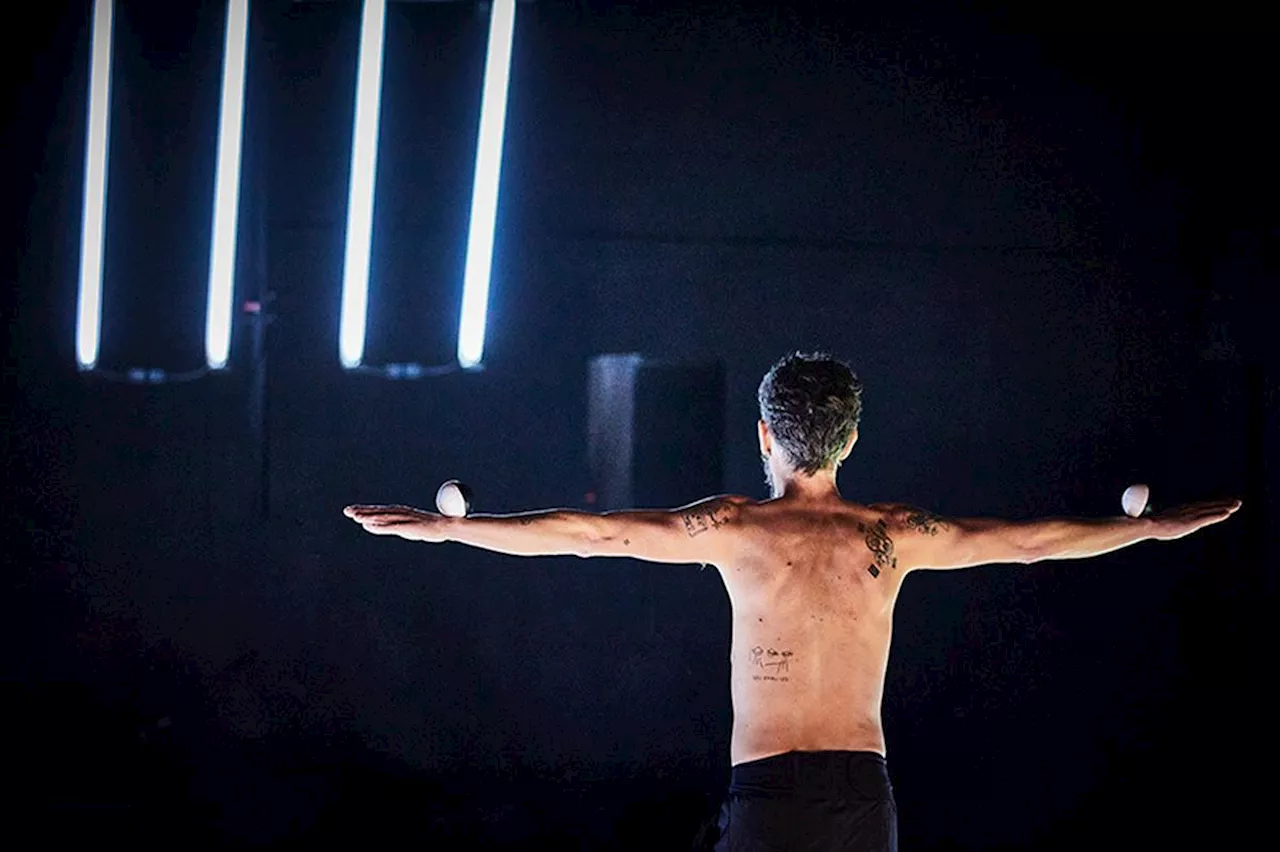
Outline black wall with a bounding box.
[5,2,1276,848]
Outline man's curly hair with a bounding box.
[757,352,864,475]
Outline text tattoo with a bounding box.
[749,645,794,682]
[681,500,733,538]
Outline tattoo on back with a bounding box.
[681,499,733,538]
[858,519,897,579]
[749,645,794,682]
[905,510,948,536]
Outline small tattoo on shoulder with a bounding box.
[905,511,948,536]
[681,499,733,538]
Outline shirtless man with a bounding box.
[344,352,1241,851]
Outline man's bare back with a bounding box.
[710,496,916,763]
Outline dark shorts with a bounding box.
[712,751,897,852]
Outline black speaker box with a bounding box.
[586,354,726,511]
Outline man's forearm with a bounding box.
[1021,516,1157,562]
[443,510,604,557]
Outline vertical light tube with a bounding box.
[76,0,115,370]
[339,0,387,369]
[456,0,516,370]
[205,0,251,370]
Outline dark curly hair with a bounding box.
[757,352,864,474]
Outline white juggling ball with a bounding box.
[1121,484,1150,518]
[435,480,473,518]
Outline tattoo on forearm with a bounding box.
[905,510,948,536]
[749,645,794,682]
[681,500,732,538]
[858,519,897,578]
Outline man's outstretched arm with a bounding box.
[344,495,746,564]
[893,499,1242,570]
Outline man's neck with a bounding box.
[771,467,841,500]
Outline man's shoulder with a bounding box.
[856,503,957,551]
[688,496,935,529]
[864,502,936,525]
[682,494,757,514]
[671,495,755,538]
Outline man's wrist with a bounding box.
[1130,515,1159,540]
[437,515,462,542]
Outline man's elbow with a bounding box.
[1013,523,1063,564]
[567,528,595,558]
[961,523,1045,565]
[573,512,614,558]
[962,542,1041,567]
[572,532,601,559]
[1014,543,1045,564]
[951,523,1042,566]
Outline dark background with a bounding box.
[4,1,1276,848]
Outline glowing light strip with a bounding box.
[205,0,251,370]
[339,0,387,369]
[76,0,115,370]
[456,0,516,370]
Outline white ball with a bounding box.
[435,480,472,518]
[1121,484,1150,518]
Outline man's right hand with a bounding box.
[1149,499,1242,541]
[344,504,452,542]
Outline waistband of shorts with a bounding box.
[733,750,887,771]
[729,750,889,793]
